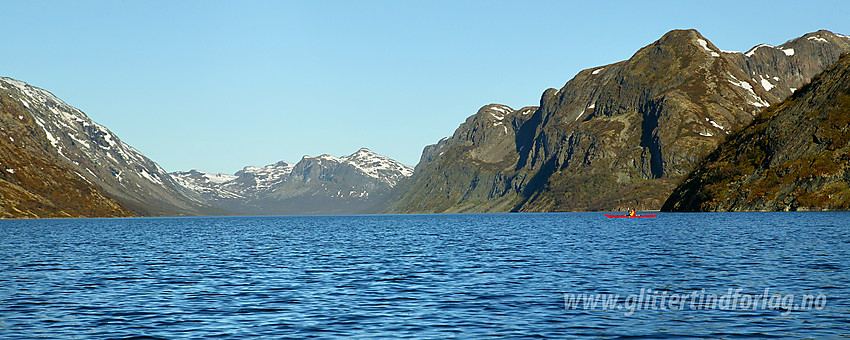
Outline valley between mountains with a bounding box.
[2,29,850,218]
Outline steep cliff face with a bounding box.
[0,89,132,218]
[0,77,210,216]
[390,29,850,213]
[663,53,850,212]
[172,148,413,215]
[389,104,537,213]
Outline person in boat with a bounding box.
[629,207,636,216]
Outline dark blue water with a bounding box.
[1,212,848,338]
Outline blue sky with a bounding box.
[2,0,849,173]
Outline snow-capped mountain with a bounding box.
[0,83,130,218]
[339,148,414,185]
[0,77,209,216]
[171,148,414,215]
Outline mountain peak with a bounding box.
[656,29,704,44]
[316,154,341,162]
[797,30,850,44]
[353,147,375,155]
[806,29,850,38]
[627,29,720,66]
[653,29,723,57]
[342,148,414,179]
[663,28,701,36]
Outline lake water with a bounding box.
[1,212,848,338]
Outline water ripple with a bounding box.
[1,212,848,338]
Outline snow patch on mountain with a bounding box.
[171,170,243,199]
[236,161,295,192]
[745,44,774,57]
[727,73,769,107]
[705,117,725,131]
[759,76,775,91]
[489,105,511,115]
[342,148,414,180]
[696,39,720,57]
[317,154,342,163]
[484,104,512,122]
[728,74,754,91]
[205,172,238,184]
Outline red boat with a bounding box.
[604,214,657,218]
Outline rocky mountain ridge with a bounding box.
[389,29,850,213]
[0,87,132,218]
[662,53,850,211]
[172,148,413,215]
[0,77,212,216]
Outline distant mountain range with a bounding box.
[171,148,412,215]
[2,29,850,218]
